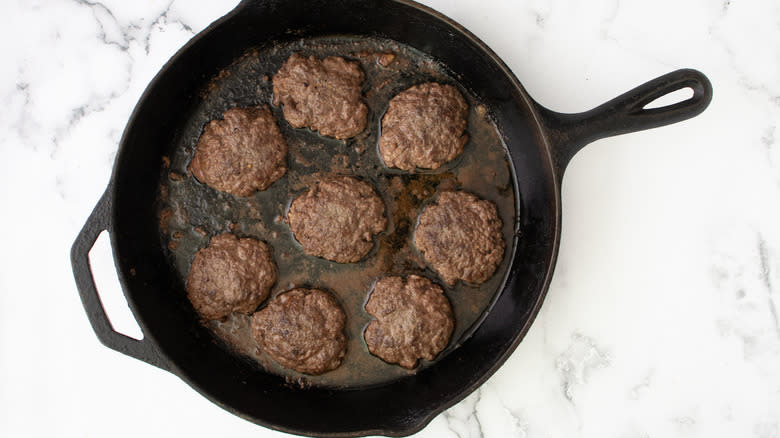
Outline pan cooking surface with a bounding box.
[157,36,518,388]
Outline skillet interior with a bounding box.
[158,35,517,388]
[110,0,558,435]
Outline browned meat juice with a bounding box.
[158,36,517,388]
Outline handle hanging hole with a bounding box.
[89,231,144,340]
[643,87,694,110]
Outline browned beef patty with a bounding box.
[272,53,367,139]
[186,233,277,320]
[378,82,469,171]
[189,106,287,197]
[287,176,386,263]
[364,275,454,369]
[251,288,347,375]
[414,191,505,285]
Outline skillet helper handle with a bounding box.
[539,68,713,173]
[71,188,170,371]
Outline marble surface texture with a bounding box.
[1,0,778,437]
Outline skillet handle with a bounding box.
[537,68,713,175]
[71,188,170,371]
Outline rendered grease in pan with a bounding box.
[157,36,517,388]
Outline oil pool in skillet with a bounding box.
[156,36,517,387]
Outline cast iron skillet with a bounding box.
[71,0,712,436]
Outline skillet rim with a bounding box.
[105,0,562,436]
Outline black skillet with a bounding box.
[71,0,712,436]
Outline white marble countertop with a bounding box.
[1,0,778,437]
